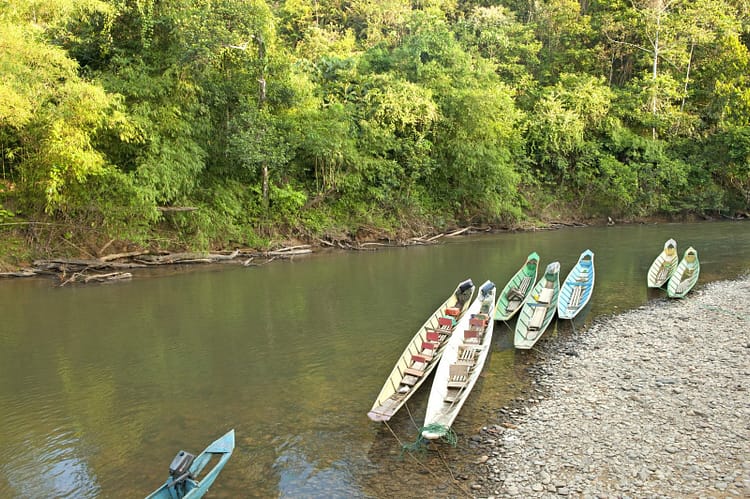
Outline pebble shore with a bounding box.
[469,275,750,498]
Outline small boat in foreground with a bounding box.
[557,250,595,319]
[667,247,700,298]
[367,279,475,422]
[421,280,496,440]
[647,238,678,288]
[514,262,560,349]
[146,429,235,499]
[493,252,540,322]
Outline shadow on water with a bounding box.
[0,221,748,498]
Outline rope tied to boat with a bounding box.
[400,424,458,455]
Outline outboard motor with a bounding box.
[458,279,473,294]
[167,450,195,487]
[456,279,474,307]
[479,282,496,314]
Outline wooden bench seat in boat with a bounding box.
[469,316,487,328]
[656,264,670,283]
[425,330,441,346]
[438,316,455,329]
[456,345,480,366]
[567,285,584,309]
[674,270,694,294]
[508,276,533,301]
[444,388,461,403]
[528,305,547,330]
[425,316,455,339]
[506,288,525,301]
[425,327,452,343]
[444,307,461,317]
[403,354,428,377]
[446,364,470,388]
[420,341,436,361]
[537,287,554,304]
[506,299,521,313]
[463,329,480,344]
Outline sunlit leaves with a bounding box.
[0,20,123,211]
[454,5,541,87]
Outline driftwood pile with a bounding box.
[1,246,314,286]
[0,225,488,286]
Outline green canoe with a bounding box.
[494,252,540,322]
[514,262,560,350]
[667,247,700,298]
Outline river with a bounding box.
[0,221,748,498]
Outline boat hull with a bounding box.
[146,429,235,499]
[557,250,595,320]
[667,247,700,298]
[421,281,496,440]
[514,262,560,349]
[494,252,540,322]
[367,280,475,422]
[647,239,678,288]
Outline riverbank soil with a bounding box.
[0,210,726,275]
[461,275,749,497]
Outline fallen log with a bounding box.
[266,248,312,256]
[0,269,37,278]
[212,249,240,260]
[83,272,133,283]
[99,250,150,262]
[135,251,238,264]
[444,226,473,237]
[269,245,311,253]
[359,242,390,247]
[34,259,147,271]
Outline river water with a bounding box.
[0,221,748,498]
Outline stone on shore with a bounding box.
[471,275,750,497]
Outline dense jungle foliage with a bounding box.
[1,0,749,258]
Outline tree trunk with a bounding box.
[257,35,269,210]
[651,8,660,140]
[681,41,695,112]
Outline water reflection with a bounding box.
[274,435,365,498]
[2,429,100,498]
[0,221,748,497]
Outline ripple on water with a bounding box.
[0,425,101,498]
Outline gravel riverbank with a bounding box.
[468,275,750,498]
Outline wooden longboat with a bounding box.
[647,238,678,288]
[667,247,700,298]
[514,262,560,349]
[557,249,595,320]
[493,252,540,322]
[367,279,475,422]
[421,280,496,440]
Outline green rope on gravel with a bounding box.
[699,304,749,321]
[401,424,458,456]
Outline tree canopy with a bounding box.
[1,0,748,254]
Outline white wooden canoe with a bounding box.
[647,238,678,288]
[367,279,475,422]
[667,247,700,298]
[421,280,496,440]
[557,250,595,320]
[514,262,560,349]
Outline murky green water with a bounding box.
[0,221,748,498]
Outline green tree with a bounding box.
[0,16,131,213]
